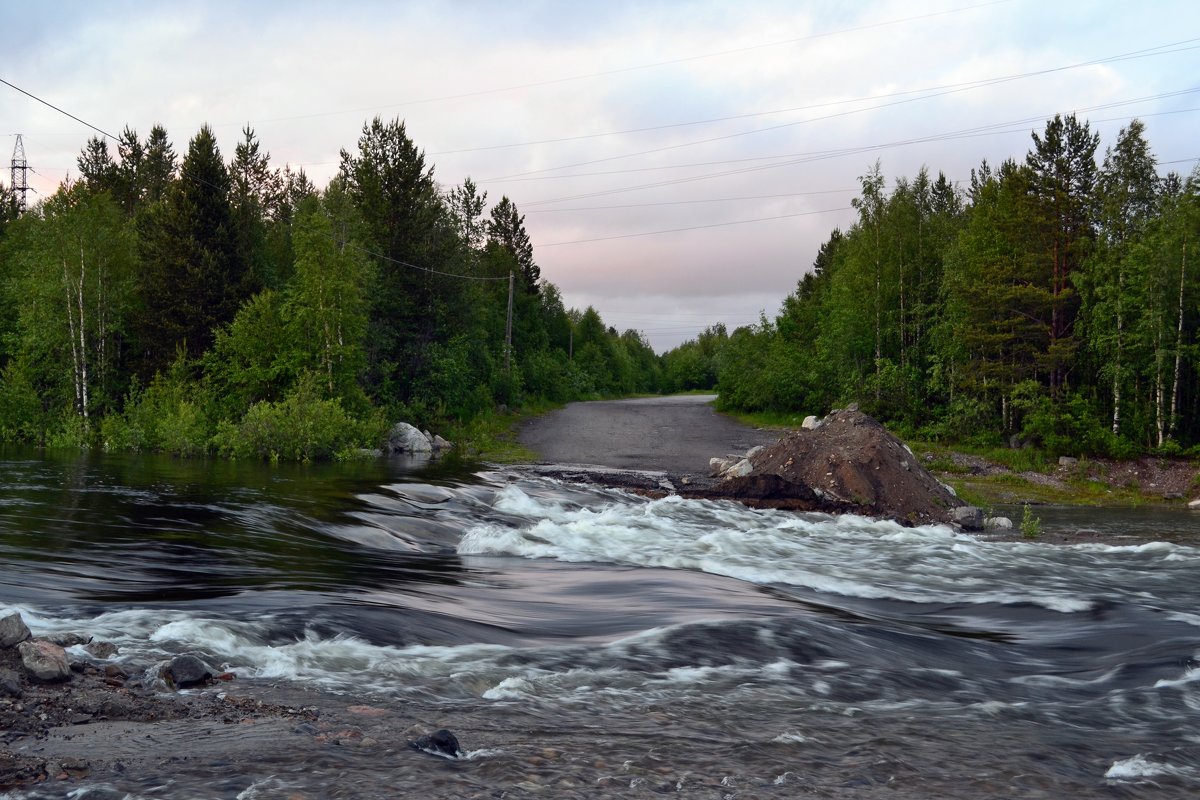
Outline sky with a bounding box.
[4,0,1199,351]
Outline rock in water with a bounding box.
[0,612,31,648]
[164,654,214,688]
[714,408,964,526]
[950,505,985,531]
[409,729,463,759]
[17,639,71,682]
[387,422,433,454]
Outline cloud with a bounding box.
[5,0,1199,350]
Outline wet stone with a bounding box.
[164,654,214,688]
[0,612,31,648]
[17,640,71,682]
[409,729,462,758]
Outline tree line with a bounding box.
[665,115,1200,457]
[0,118,662,458]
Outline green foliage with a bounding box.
[212,374,366,462]
[1020,503,1042,539]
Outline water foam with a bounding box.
[457,485,1123,611]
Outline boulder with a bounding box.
[745,445,765,459]
[0,611,31,648]
[164,654,214,688]
[801,415,821,430]
[713,408,964,525]
[387,423,433,454]
[950,506,985,531]
[709,457,736,477]
[17,639,71,682]
[985,516,1014,530]
[724,458,753,479]
[432,435,453,451]
[1058,456,1079,467]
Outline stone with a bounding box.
[432,435,453,451]
[1164,491,1183,500]
[950,505,985,531]
[84,641,119,659]
[985,516,1013,530]
[17,639,71,682]
[409,729,462,759]
[387,422,433,454]
[1189,498,1200,510]
[164,654,214,688]
[709,457,735,477]
[724,459,753,479]
[46,632,91,647]
[745,445,764,459]
[801,415,821,430]
[0,612,31,648]
[1058,456,1079,467]
[0,667,21,697]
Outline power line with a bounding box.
[2,76,507,283]
[0,77,118,141]
[518,98,1200,208]
[484,39,1200,184]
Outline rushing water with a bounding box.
[2,448,1200,799]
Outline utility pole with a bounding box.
[10,134,29,214]
[504,271,514,373]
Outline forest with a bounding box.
[3,113,1198,461]
[0,118,662,459]
[663,115,1200,458]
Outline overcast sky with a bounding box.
[5,1,1199,350]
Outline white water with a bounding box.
[458,484,1200,613]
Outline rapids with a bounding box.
[1,448,1199,798]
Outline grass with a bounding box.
[440,402,556,463]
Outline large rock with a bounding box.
[17,639,71,682]
[387,423,433,454]
[714,408,964,525]
[0,612,31,648]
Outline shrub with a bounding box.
[213,374,362,462]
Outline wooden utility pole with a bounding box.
[505,271,514,373]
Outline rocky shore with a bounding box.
[0,612,458,792]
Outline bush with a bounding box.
[213,375,363,462]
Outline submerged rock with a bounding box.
[409,729,463,759]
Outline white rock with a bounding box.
[745,445,764,459]
[985,516,1014,529]
[709,457,735,477]
[1189,498,1200,510]
[388,423,433,454]
[801,415,821,430]
[724,459,753,479]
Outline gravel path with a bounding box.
[517,395,779,475]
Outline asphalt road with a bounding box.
[517,395,780,475]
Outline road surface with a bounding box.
[518,395,780,475]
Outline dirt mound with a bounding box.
[718,408,963,525]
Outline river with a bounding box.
[1,447,1199,798]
